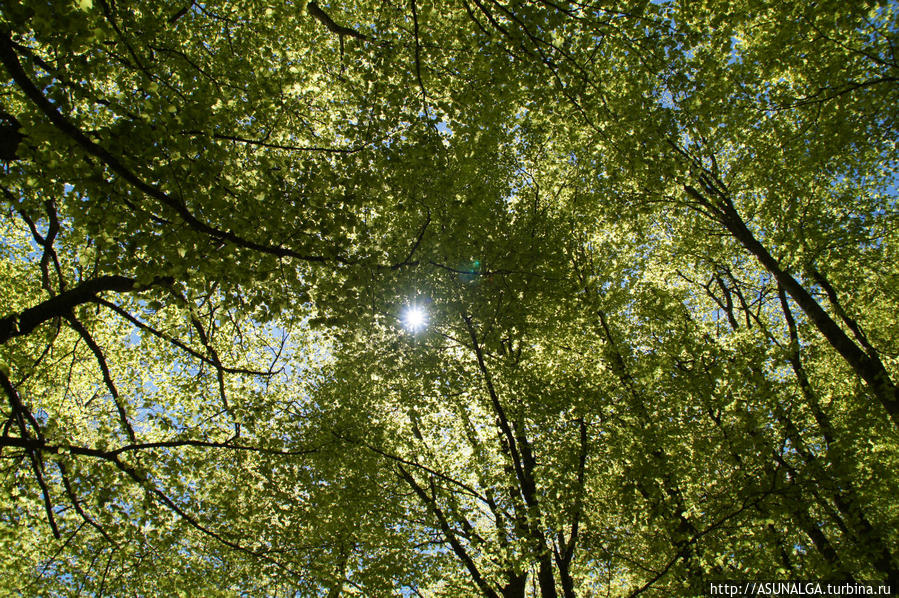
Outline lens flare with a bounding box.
[402,305,427,332]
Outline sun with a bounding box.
[402,305,428,332]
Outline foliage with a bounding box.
[1,0,897,596]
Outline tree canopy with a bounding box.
[1,0,898,595]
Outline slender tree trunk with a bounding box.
[684,183,899,428]
[720,201,899,427]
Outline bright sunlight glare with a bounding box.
[402,305,428,332]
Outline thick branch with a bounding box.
[307,2,368,41]
[0,436,320,458]
[0,275,168,345]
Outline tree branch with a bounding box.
[0,34,334,264]
[397,464,500,598]
[0,275,170,345]
[307,2,368,41]
[63,315,137,443]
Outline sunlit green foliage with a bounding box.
[1,0,897,595]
